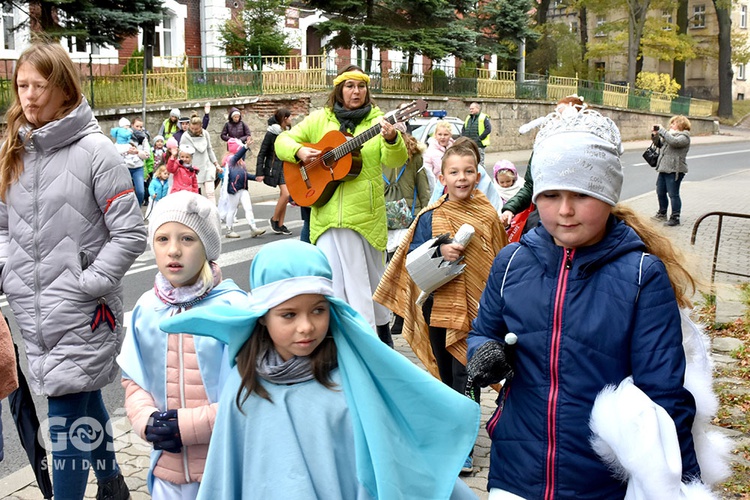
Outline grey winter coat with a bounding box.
[655,128,690,174]
[0,97,148,397]
[180,130,218,183]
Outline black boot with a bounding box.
[665,213,680,226]
[391,314,404,336]
[376,324,394,348]
[96,473,130,500]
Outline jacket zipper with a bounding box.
[30,140,47,393]
[544,247,574,500]
[178,331,189,483]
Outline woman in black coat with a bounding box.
[256,108,293,235]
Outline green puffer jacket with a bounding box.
[275,107,408,250]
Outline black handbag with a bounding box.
[642,145,659,167]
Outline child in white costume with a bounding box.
[117,191,247,499]
[161,240,480,499]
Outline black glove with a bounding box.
[466,340,513,388]
[145,409,183,453]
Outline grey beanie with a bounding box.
[170,108,180,118]
[148,191,222,261]
[531,109,623,207]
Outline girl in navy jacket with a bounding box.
[467,109,702,499]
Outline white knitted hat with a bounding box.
[148,191,222,262]
[170,108,180,118]
[531,109,623,206]
[179,143,195,156]
[118,117,130,127]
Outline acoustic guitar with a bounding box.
[284,99,427,208]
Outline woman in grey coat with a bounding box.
[651,115,691,226]
[0,43,147,500]
[180,112,220,203]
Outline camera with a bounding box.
[653,125,659,131]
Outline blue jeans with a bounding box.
[129,167,145,205]
[656,172,685,215]
[47,390,119,500]
[300,206,311,243]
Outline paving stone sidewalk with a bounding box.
[4,135,750,499]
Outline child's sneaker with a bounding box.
[226,231,240,239]
[460,456,473,475]
[251,228,266,238]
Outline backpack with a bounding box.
[383,165,418,230]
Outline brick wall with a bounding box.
[180,0,202,57]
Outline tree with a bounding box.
[713,0,732,117]
[474,0,539,70]
[304,0,478,71]
[672,0,688,94]
[11,0,164,48]
[218,0,292,62]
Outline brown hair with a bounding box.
[326,65,374,109]
[669,115,691,131]
[402,132,423,159]
[234,321,338,409]
[0,43,83,202]
[273,107,291,128]
[612,204,696,308]
[557,95,585,109]
[441,136,480,174]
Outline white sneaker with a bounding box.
[226,231,240,238]
[250,228,266,238]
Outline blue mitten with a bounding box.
[145,409,183,453]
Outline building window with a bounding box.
[692,5,706,28]
[570,21,579,34]
[155,15,173,57]
[2,4,14,50]
[739,63,746,80]
[662,10,673,30]
[742,5,747,29]
[595,61,605,81]
[595,16,606,37]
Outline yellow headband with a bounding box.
[333,71,370,87]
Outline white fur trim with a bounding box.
[680,310,732,486]
[590,377,684,499]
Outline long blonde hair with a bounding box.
[0,43,83,202]
[612,205,696,308]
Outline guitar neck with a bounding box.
[330,115,397,161]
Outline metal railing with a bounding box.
[0,54,717,116]
[691,212,750,284]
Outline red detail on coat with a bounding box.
[544,248,574,500]
[104,189,135,213]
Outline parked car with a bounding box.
[407,111,463,146]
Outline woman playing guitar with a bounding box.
[275,65,407,346]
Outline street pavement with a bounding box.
[2,127,750,499]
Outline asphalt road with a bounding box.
[1,139,749,479]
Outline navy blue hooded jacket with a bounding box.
[468,216,699,499]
